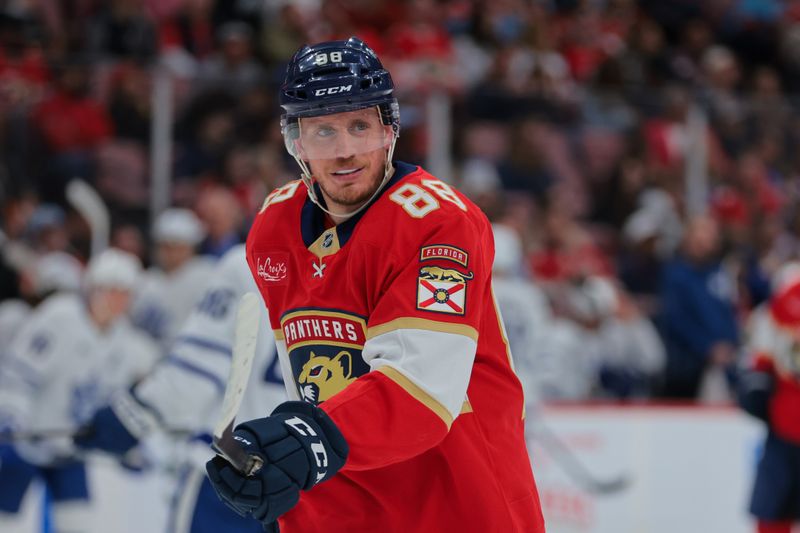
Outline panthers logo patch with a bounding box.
[280,309,369,405]
[298,350,357,403]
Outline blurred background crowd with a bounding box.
[0,0,798,405]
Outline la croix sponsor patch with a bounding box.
[255,252,289,285]
[416,265,473,315]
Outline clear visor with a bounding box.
[283,107,394,161]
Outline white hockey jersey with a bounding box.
[130,244,285,439]
[130,257,216,348]
[0,293,159,464]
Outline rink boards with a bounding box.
[531,403,763,533]
[12,404,762,533]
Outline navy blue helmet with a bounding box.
[279,37,399,133]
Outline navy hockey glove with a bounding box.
[205,401,348,525]
[737,370,774,423]
[74,405,139,455]
[75,389,162,456]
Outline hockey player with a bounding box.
[76,244,285,533]
[205,37,545,532]
[739,263,800,533]
[131,208,215,348]
[0,248,159,533]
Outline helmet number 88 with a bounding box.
[315,52,343,65]
[390,180,467,218]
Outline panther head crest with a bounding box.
[298,350,356,403]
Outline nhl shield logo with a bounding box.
[416,266,472,315]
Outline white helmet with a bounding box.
[34,252,84,295]
[153,208,205,245]
[85,248,142,290]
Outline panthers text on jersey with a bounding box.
[246,161,544,533]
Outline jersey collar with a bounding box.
[301,161,417,250]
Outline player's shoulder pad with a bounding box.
[215,243,261,292]
[258,179,305,216]
[384,168,484,224]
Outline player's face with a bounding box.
[88,287,132,329]
[298,108,393,214]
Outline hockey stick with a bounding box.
[211,291,264,476]
[0,427,83,443]
[66,179,110,258]
[531,421,630,495]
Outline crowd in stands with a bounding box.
[2,0,800,405]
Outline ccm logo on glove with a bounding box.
[284,416,329,485]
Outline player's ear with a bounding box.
[382,125,394,148]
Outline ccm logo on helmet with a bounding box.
[314,85,352,96]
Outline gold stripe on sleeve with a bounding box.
[376,365,454,429]
[367,317,479,342]
[273,328,285,340]
[460,399,473,414]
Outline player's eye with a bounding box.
[315,126,335,139]
[350,120,370,134]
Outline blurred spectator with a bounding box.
[700,45,747,156]
[0,12,50,110]
[196,21,267,97]
[529,199,613,285]
[575,277,666,399]
[106,61,152,143]
[659,215,739,400]
[87,0,157,60]
[110,224,147,265]
[30,58,112,200]
[260,3,313,64]
[195,185,244,257]
[174,90,237,184]
[159,0,217,60]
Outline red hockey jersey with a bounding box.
[246,161,544,533]
[747,304,800,444]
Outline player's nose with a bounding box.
[333,132,359,159]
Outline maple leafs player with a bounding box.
[75,244,285,533]
[131,208,215,348]
[0,249,159,533]
[205,37,545,532]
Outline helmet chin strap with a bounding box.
[294,133,397,222]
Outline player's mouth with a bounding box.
[330,167,364,182]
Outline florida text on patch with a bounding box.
[419,244,469,267]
